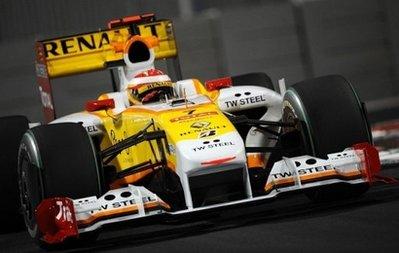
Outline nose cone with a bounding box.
[176,131,247,174]
[175,131,250,209]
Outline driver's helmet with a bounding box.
[127,69,174,104]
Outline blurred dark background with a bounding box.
[0,0,398,122]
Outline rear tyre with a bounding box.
[231,72,274,91]
[282,75,371,201]
[0,116,29,233]
[18,123,103,245]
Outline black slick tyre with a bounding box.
[282,75,371,201]
[0,116,29,233]
[18,123,103,246]
[231,72,274,90]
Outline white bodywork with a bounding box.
[74,186,166,232]
[175,131,250,209]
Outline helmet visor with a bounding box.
[130,81,174,103]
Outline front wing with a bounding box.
[35,143,381,244]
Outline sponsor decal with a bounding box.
[43,30,114,58]
[192,141,235,152]
[55,201,73,222]
[100,199,136,210]
[225,94,267,108]
[270,166,334,179]
[180,124,226,136]
[140,22,163,37]
[191,121,210,129]
[133,81,173,95]
[42,20,176,61]
[41,24,160,59]
[85,125,99,133]
[38,86,54,110]
[170,111,218,123]
[198,130,216,138]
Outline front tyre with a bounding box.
[282,75,371,201]
[18,123,103,246]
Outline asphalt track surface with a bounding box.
[1,164,398,253]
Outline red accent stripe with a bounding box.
[201,156,236,166]
[107,13,155,29]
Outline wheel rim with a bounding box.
[19,154,33,223]
[18,150,43,237]
[282,89,314,156]
[18,133,44,238]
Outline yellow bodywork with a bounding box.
[91,97,236,186]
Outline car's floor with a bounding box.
[1,163,399,253]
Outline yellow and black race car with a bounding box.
[0,14,381,247]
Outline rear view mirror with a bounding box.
[85,99,115,112]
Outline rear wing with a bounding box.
[35,13,181,122]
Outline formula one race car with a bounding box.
[0,14,381,247]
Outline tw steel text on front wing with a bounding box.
[34,143,380,244]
